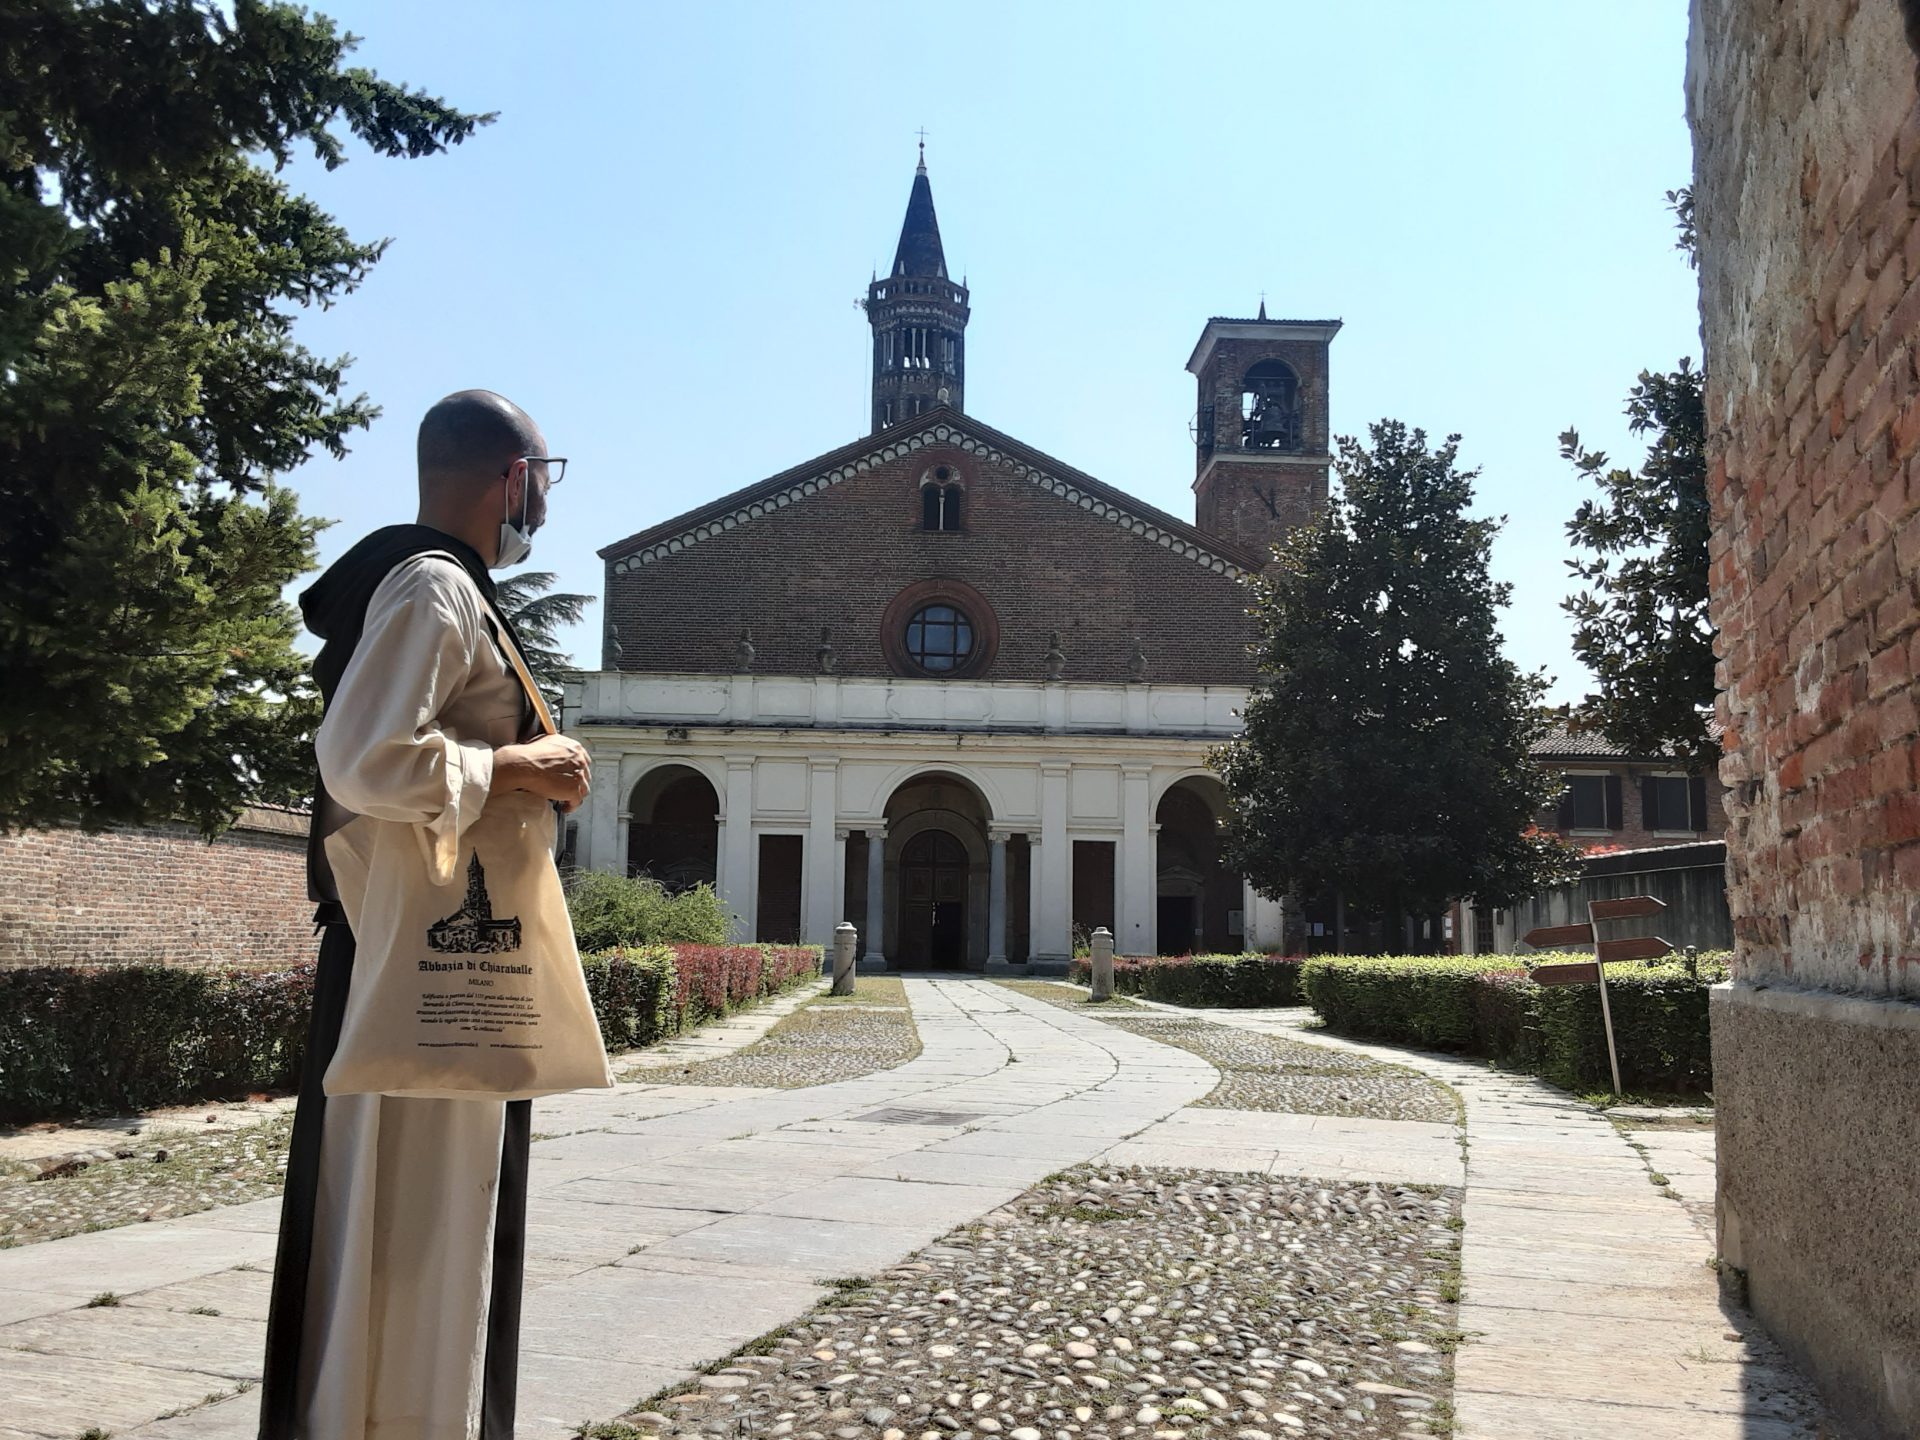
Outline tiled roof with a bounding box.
[1530,723,1722,762]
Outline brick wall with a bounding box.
[0,809,314,970]
[1193,334,1333,560]
[1692,0,1920,996]
[603,436,1261,686]
[1532,758,1730,852]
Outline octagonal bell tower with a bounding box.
[866,146,969,433]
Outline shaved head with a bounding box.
[417,389,542,493]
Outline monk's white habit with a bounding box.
[296,554,535,1439]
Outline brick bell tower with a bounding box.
[866,144,969,433]
[1187,305,1342,561]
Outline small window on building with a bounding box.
[1643,774,1708,831]
[1558,773,1622,832]
[905,603,974,672]
[920,473,962,531]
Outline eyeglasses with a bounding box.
[506,454,568,486]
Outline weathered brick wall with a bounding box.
[603,439,1261,686]
[1193,335,1332,560]
[1691,0,1920,996]
[0,810,314,970]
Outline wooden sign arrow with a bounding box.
[1589,895,1667,921]
[1523,922,1596,948]
[1594,935,1675,963]
[1532,961,1601,987]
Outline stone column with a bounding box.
[862,826,887,971]
[1118,765,1155,957]
[1026,832,1045,967]
[1034,763,1072,970]
[987,829,1010,970]
[803,758,839,947]
[834,828,850,939]
[718,758,755,941]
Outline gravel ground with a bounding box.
[994,981,1146,1013]
[1094,1018,1457,1126]
[0,1113,292,1248]
[651,981,922,1089]
[995,984,1455,1126]
[603,1166,1461,1440]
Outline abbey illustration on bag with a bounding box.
[427,853,523,954]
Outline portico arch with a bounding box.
[627,763,720,892]
[879,771,993,969]
[1155,774,1236,954]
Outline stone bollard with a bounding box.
[832,922,858,996]
[1089,926,1115,1002]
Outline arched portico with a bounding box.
[1155,774,1237,954]
[627,763,720,892]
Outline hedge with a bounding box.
[565,871,730,950]
[1066,952,1305,1007]
[1300,952,1732,1094]
[0,942,822,1126]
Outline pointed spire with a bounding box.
[1258,295,1268,320]
[892,143,948,279]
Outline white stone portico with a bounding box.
[563,671,1284,969]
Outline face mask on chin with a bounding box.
[492,470,534,569]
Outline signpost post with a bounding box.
[1524,896,1674,1098]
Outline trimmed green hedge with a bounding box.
[1066,953,1305,1007]
[0,941,823,1126]
[566,871,730,950]
[1301,952,1731,1093]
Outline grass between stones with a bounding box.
[650,977,923,1090]
[0,1111,293,1249]
[994,980,1146,1012]
[586,1164,1462,1440]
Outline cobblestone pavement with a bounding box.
[621,1166,1459,1440]
[0,1113,292,1249]
[651,979,922,1089]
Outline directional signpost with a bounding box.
[1524,895,1674,1098]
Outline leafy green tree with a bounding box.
[496,571,595,713]
[0,0,488,835]
[1560,361,1715,769]
[1559,190,1714,769]
[1212,421,1577,937]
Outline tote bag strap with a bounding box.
[476,594,560,738]
[417,550,560,738]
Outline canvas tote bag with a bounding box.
[322,568,614,1102]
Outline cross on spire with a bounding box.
[915,128,929,172]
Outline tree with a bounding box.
[1212,421,1578,936]
[0,1,488,835]
[495,571,595,713]
[1559,190,1716,770]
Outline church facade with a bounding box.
[564,154,1339,970]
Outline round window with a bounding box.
[905,604,974,673]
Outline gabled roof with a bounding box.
[598,407,1268,580]
[892,155,948,279]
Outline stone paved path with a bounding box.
[0,980,1214,1440]
[0,980,1844,1440]
[1168,1004,1842,1440]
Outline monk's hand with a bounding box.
[494,734,592,812]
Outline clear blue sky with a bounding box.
[282,0,1698,704]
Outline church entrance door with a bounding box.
[901,829,968,968]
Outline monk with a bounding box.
[261,390,592,1439]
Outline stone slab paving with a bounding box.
[1152,1001,1844,1440]
[0,978,1215,1440]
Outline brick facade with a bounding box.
[600,414,1264,687]
[1693,0,1920,996]
[1690,3,1920,1433]
[0,809,314,970]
